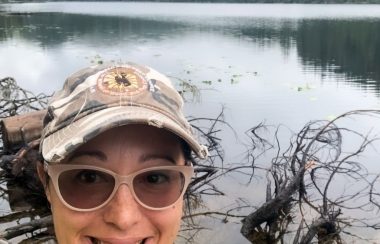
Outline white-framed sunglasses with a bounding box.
[44,163,194,212]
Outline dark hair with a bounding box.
[180,139,194,165]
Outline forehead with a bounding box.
[71,124,184,156]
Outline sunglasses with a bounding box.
[44,163,194,212]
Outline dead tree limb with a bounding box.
[241,110,380,243]
[0,215,52,240]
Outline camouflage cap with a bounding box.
[41,62,208,163]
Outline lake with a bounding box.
[1,2,380,243]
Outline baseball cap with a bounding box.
[41,62,208,163]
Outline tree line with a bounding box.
[2,0,380,4]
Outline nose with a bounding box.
[102,184,143,230]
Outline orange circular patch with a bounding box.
[97,67,147,96]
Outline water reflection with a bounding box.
[296,19,380,88]
[0,13,188,47]
[1,11,379,93]
[1,4,380,243]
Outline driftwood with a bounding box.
[0,77,53,242]
[0,108,47,212]
[0,215,53,240]
[1,109,46,153]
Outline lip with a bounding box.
[87,236,151,244]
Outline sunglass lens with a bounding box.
[58,169,115,209]
[133,169,185,208]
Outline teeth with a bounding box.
[90,237,146,244]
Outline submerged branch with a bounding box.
[0,215,52,240]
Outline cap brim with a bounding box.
[42,106,207,163]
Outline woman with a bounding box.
[37,63,208,244]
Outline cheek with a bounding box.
[150,201,184,242]
[49,184,97,242]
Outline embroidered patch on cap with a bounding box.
[97,67,147,96]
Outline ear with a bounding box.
[36,162,51,203]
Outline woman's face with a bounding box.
[44,124,186,244]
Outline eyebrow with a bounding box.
[139,153,177,165]
[67,150,177,165]
[67,150,107,162]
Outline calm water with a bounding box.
[1,2,380,243]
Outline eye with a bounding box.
[76,170,109,184]
[145,172,170,185]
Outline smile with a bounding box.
[89,236,149,244]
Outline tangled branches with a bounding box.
[0,77,49,119]
[241,110,380,243]
[0,77,53,242]
[2,77,380,243]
